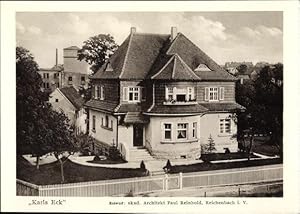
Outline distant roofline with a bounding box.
[64,46,80,50]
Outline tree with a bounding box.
[205,134,216,154]
[16,46,50,166]
[235,63,283,159]
[78,34,118,74]
[236,64,248,74]
[16,47,76,178]
[77,34,118,102]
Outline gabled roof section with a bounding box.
[64,46,80,50]
[92,33,170,80]
[59,87,85,110]
[92,35,131,79]
[151,54,200,80]
[166,33,236,81]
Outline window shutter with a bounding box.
[100,85,104,100]
[219,87,224,100]
[141,87,146,101]
[123,87,128,101]
[165,87,169,100]
[204,87,209,101]
[191,87,195,100]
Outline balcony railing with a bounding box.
[163,99,197,105]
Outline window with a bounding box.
[55,99,59,102]
[192,122,197,138]
[127,87,139,102]
[220,119,231,134]
[187,87,195,101]
[92,115,96,132]
[165,87,174,101]
[95,85,104,100]
[46,83,49,88]
[105,115,109,127]
[46,73,49,79]
[165,86,195,102]
[164,123,172,140]
[68,76,73,84]
[81,76,85,85]
[209,87,218,101]
[205,87,225,101]
[100,85,104,100]
[177,123,188,139]
[111,120,113,129]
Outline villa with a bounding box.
[84,27,244,161]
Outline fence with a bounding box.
[16,179,39,196]
[17,164,282,197]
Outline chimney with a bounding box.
[130,27,136,34]
[55,48,58,66]
[171,27,177,41]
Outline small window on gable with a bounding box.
[55,99,59,102]
[194,63,211,72]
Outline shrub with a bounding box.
[93,155,101,161]
[108,145,121,161]
[163,159,172,173]
[125,189,134,197]
[140,160,146,170]
[224,148,231,154]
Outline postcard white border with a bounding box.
[1,1,300,213]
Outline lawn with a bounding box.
[252,136,280,156]
[169,158,282,174]
[17,156,146,185]
[201,152,258,162]
[87,159,127,164]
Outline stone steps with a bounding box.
[129,148,154,161]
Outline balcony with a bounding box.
[163,99,197,106]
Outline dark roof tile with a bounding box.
[84,100,118,113]
[200,102,245,112]
[147,103,208,114]
[60,87,85,110]
[124,112,149,124]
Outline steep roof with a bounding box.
[91,31,236,81]
[92,33,169,80]
[59,87,85,110]
[150,54,200,80]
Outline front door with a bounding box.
[133,126,143,147]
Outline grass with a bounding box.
[169,158,282,174]
[201,152,258,162]
[17,156,146,185]
[239,136,280,156]
[87,159,127,164]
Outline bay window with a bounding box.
[177,123,188,139]
[192,122,197,138]
[164,123,172,140]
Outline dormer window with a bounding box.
[194,63,211,72]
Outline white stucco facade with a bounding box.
[200,113,238,153]
[49,88,87,135]
[89,110,118,147]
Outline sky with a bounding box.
[16,12,283,68]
